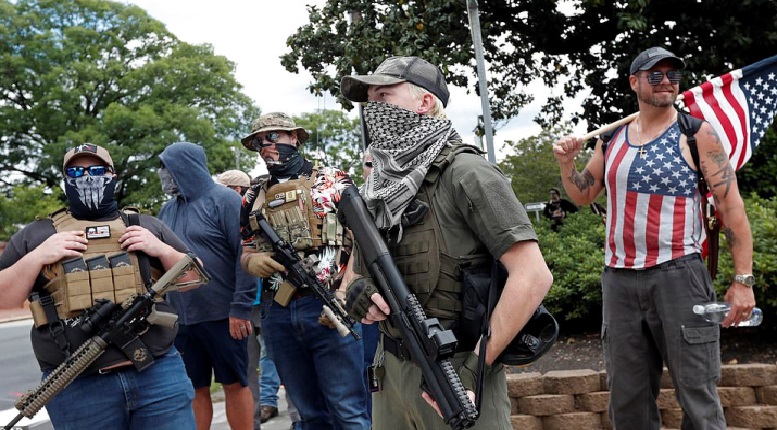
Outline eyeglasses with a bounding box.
[248,131,285,151]
[364,161,373,168]
[65,165,112,178]
[645,70,682,86]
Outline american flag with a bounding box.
[682,54,777,170]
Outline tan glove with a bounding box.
[246,252,285,278]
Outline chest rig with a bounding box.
[30,208,146,328]
[381,145,490,329]
[249,170,343,253]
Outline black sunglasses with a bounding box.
[646,70,682,86]
[364,161,373,168]
[65,165,112,178]
[248,131,285,151]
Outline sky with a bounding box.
[124,0,587,165]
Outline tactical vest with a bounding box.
[249,170,343,252]
[381,145,491,329]
[30,208,147,327]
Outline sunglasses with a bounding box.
[65,165,112,178]
[364,161,373,168]
[248,131,285,151]
[645,70,682,86]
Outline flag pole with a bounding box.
[580,95,687,141]
[466,0,496,164]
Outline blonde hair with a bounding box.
[407,83,447,119]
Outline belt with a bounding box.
[98,361,135,375]
[382,333,412,361]
[291,287,316,300]
[604,253,701,273]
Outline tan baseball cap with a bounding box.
[216,170,251,188]
[63,144,114,170]
[241,112,310,151]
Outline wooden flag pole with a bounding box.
[580,95,687,141]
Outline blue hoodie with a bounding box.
[158,142,255,324]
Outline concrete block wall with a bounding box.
[506,364,777,429]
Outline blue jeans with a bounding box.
[361,323,380,417]
[44,348,195,430]
[259,333,280,408]
[261,295,370,430]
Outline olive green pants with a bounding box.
[372,338,512,430]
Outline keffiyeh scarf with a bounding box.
[361,102,462,230]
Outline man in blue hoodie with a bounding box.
[158,142,257,430]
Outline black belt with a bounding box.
[382,333,412,361]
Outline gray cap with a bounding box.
[341,56,450,107]
[629,47,686,75]
[216,170,250,188]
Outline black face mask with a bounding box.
[64,174,118,219]
[266,144,304,178]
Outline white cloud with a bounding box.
[125,0,588,164]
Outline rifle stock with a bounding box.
[3,254,209,430]
[250,211,360,340]
[337,185,478,430]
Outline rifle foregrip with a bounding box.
[15,336,107,418]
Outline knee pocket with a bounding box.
[678,325,720,386]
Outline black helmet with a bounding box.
[497,305,559,366]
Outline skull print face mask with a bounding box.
[64,173,118,219]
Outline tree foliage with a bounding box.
[0,185,64,240]
[0,0,259,212]
[282,0,777,135]
[294,109,365,183]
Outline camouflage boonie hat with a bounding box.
[340,56,450,107]
[241,112,310,151]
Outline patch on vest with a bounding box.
[85,225,111,239]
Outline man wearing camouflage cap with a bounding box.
[239,112,370,429]
[339,56,553,429]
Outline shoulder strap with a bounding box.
[123,211,153,289]
[424,144,482,200]
[678,111,705,179]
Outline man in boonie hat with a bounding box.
[240,112,310,178]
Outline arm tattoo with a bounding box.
[568,169,595,193]
[701,128,735,198]
[723,226,738,249]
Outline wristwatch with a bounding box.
[733,274,756,287]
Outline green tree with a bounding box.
[281,0,776,137]
[0,0,259,213]
[0,184,64,240]
[294,109,365,183]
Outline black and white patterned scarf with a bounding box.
[361,102,462,230]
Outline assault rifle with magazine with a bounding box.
[3,253,210,430]
[337,185,478,430]
[250,210,361,340]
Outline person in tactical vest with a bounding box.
[552,46,756,430]
[239,112,370,430]
[0,144,202,429]
[158,142,257,430]
[339,56,554,429]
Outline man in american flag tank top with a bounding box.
[551,46,756,430]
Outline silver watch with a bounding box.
[733,274,755,287]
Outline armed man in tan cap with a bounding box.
[0,143,203,429]
[238,113,370,429]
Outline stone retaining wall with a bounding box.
[507,364,777,429]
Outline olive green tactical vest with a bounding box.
[378,145,491,334]
[30,208,146,326]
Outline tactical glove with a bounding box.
[345,276,379,321]
[457,352,492,394]
[246,252,285,278]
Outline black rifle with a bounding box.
[4,254,210,430]
[251,211,360,340]
[336,185,478,430]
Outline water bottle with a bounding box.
[692,302,763,327]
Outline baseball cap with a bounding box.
[629,47,686,75]
[63,144,114,170]
[340,56,450,107]
[241,112,310,150]
[216,170,251,188]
